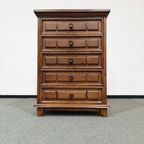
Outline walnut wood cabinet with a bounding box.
[34,9,110,117]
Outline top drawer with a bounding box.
[43,21,102,33]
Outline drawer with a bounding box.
[42,72,101,84]
[43,89,102,101]
[43,21,101,32]
[43,55,102,68]
[43,38,101,51]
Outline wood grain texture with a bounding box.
[34,9,110,117]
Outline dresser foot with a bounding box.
[37,108,44,116]
[100,108,108,117]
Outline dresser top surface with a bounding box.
[34,9,110,17]
[34,9,110,13]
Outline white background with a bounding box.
[0,0,144,95]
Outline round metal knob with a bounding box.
[69,23,73,29]
[69,58,73,64]
[69,76,73,81]
[69,41,73,47]
[69,93,74,99]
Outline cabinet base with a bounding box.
[35,104,109,117]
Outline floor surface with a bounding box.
[0,98,144,144]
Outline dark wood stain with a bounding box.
[34,9,110,117]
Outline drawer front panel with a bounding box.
[43,55,101,68]
[57,39,86,48]
[43,21,101,32]
[57,56,86,65]
[87,90,101,100]
[58,90,86,99]
[43,72,101,84]
[43,90,57,99]
[58,22,86,31]
[57,73,86,82]
[43,38,101,51]
[44,73,57,82]
[87,73,100,82]
[87,56,100,65]
[43,89,102,101]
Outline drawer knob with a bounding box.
[69,76,74,81]
[69,58,73,64]
[69,23,73,29]
[69,41,73,47]
[69,93,74,99]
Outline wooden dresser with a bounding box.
[34,9,110,117]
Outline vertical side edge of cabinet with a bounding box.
[101,17,107,104]
[37,18,43,104]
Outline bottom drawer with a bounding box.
[43,89,102,101]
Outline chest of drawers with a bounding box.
[34,9,110,117]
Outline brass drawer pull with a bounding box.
[69,76,74,81]
[69,58,73,64]
[69,23,73,29]
[69,41,73,47]
[69,93,74,99]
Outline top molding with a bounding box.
[34,9,110,17]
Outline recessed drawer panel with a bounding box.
[43,73,57,82]
[45,40,57,48]
[43,90,57,99]
[58,90,86,99]
[44,22,57,31]
[86,39,100,48]
[43,21,101,32]
[87,90,101,100]
[57,73,86,82]
[57,39,86,48]
[86,22,100,31]
[58,22,86,31]
[44,56,57,64]
[87,73,100,82]
[57,56,86,65]
[87,56,100,65]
